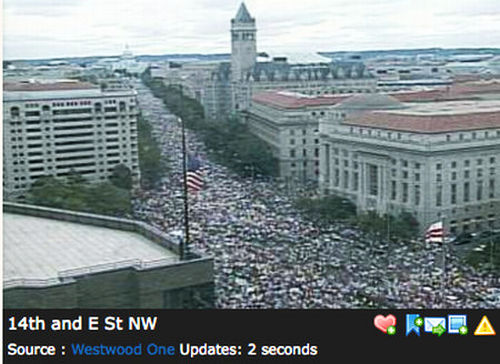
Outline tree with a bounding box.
[137,114,169,188]
[295,195,356,224]
[392,212,419,240]
[141,68,278,179]
[25,176,131,217]
[110,164,132,190]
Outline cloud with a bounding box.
[3,0,500,59]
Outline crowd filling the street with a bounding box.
[132,80,499,309]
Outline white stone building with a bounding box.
[319,96,500,233]
[246,90,348,182]
[3,80,140,198]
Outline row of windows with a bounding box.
[349,126,500,141]
[289,148,320,158]
[290,138,320,145]
[9,100,134,117]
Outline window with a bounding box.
[391,181,397,200]
[451,184,457,205]
[415,185,421,206]
[343,171,349,189]
[402,183,408,203]
[436,185,442,207]
[477,181,483,201]
[464,182,470,202]
[10,107,20,118]
[368,164,378,196]
[489,179,495,199]
[290,139,295,145]
[290,149,296,158]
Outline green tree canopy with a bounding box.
[25,174,131,217]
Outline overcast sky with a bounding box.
[3,0,500,60]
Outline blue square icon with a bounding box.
[448,315,467,334]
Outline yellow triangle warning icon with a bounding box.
[474,315,496,336]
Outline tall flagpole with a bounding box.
[180,84,190,260]
[440,216,446,307]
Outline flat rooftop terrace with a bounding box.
[3,210,178,289]
[386,99,500,116]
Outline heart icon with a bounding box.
[374,314,396,333]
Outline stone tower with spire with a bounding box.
[231,2,257,82]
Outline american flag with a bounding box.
[425,221,444,243]
[186,155,204,193]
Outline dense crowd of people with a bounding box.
[132,80,499,309]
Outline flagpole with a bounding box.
[180,84,190,260]
[440,215,446,307]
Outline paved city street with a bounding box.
[132,80,499,309]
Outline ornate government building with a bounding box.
[318,94,500,234]
[178,3,376,120]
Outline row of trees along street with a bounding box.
[141,68,279,178]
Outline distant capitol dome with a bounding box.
[121,45,134,59]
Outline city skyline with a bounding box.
[4,0,500,60]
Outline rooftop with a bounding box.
[3,207,179,289]
[233,2,254,23]
[3,80,136,101]
[337,93,405,110]
[344,100,500,133]
[257,52,332,65]
[252,90,347,109]
[3,80,98,92]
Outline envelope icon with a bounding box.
[424,317,446,333]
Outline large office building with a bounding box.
[246,90,348,182]
[3,80,140,198]
[3,202,214,309]
[319,95,500,234]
